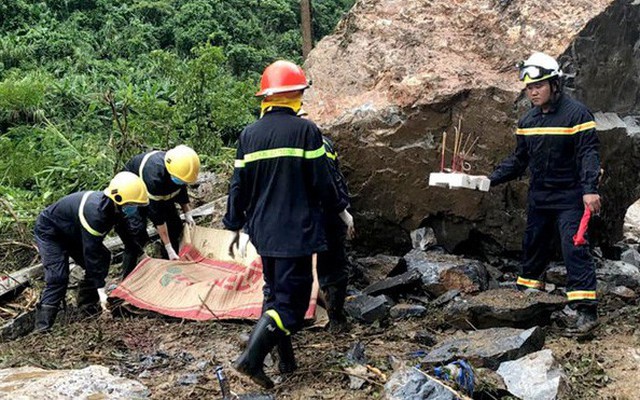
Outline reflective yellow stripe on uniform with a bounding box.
[516,121,596,136]
[516,276,545,289]
[235,146,326,168]
[265,309,291,335]
[567,290,597,301]
[79,191,105,237]
[139,151,181,201]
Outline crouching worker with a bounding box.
[121,145,200,277]
[34,172,148,332]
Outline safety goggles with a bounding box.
[518,65,554,81]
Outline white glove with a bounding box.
[165,243,179,260]
[184,210,195,226]
[339,209,356,240]
[228,230,248,258]
[239,234,249,258]
[228,230,240,257]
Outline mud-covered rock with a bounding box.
[423,326,545,370]
[404,250,491,296]
[444,289,567,330]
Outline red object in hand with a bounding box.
[573,207,591,246]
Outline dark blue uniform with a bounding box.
[490,94,600,304]
[317,137,351,291]
[224,107,347,332]
[122,151,189,273]
[35,191,133,306]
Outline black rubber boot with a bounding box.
[233,313,285,389]
[77,283,101,317]
[34,304,59,333]
[277,335,297,374]
[325,284,349,333]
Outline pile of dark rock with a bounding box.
[343,227,640,399]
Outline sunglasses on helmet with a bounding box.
[518,64,554,81]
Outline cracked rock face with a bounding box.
[305,0,640,254]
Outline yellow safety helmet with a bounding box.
[104,171,149,206]
[165,145,200,184]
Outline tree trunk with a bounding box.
[300,0,313,60]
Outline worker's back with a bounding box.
[224,107,346,258]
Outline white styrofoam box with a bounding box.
[428,172,491,192]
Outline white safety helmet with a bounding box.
[518,52,563,84]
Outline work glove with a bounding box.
[184,210,196,227]
[228,230,240,258]
[165,243,180,260]
[339,209,356,240]
[228,230,248,258]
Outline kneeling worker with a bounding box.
[34,172,149,332]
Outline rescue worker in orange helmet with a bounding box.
[33,172,148,332]
[489,52,601,337]
[120,145,200,277]
[224,60,353,388]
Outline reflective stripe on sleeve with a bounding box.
[516,121,596,136]
[79,191,105,237]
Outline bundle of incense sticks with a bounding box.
[440,117,479,173]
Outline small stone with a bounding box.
[345,364,368,390]
[177,373,199,386]
[345,294,391,323]
[432,289,460,307]
[346,341,367,365]
[610,286,636,300]
[411,227,438,251]
[390,304,427,319]
[196,360,210,371]
[621,248,640,267]
[412,331,437,347]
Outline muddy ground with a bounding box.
[0,291,638,399]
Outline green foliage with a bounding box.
[0,0,355,238]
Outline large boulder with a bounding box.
[304,0,640,254]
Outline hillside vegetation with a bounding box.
[0,0,354,266]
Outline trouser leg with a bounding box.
[517,207,555,290]
[265,256,313,334]
[34,228,68,332]
[557,207,597,307]
[120,208,149,278]
[317,223,349,331]
[166,204,183,254]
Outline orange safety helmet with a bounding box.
[255,60,309,97]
